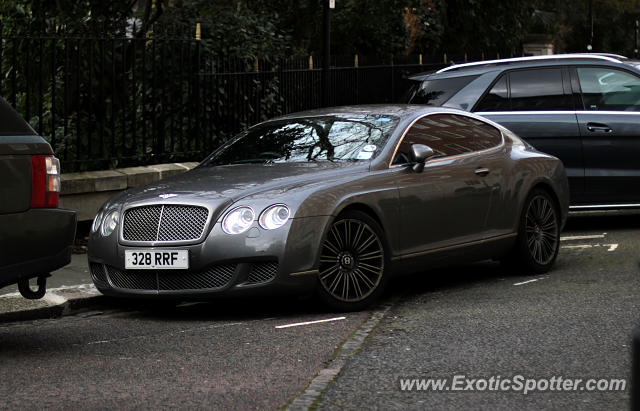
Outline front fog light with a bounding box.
[100,209,120,237]
[259,204,290,230]
[222,206,255,234]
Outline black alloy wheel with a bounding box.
[317,210,388,311]
[509,189,560,274]
[525,193,559,266]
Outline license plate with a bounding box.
[125,250,189,270]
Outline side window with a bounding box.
[509,68,570,110]
[476,75,509,111]
[462,116,503,150]
[408,75,479,106]
[393,114,502,165]
[576,67,640,111]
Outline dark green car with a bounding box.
[0,97,76,299]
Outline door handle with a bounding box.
[586,122,612,133]
[475,167,490,177]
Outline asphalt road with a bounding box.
[0,297,370,409]
[0,212,638,409]
[318,212,640,410]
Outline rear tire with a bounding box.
[316,210,389,312]
[505,189,560,274]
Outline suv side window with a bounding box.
[408,75,480,106]
[476,68,571,111]
[576,67,640,111]
[475,75,508,111]
[510,68,570,110]
[392,114,502,165]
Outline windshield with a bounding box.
[202,114,399,166]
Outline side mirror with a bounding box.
[409,144,435,173]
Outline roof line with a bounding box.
[436,53,624,73]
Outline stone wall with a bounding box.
[60,162,199,221]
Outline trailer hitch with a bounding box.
[18,274,49,300]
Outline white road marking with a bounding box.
[513,278,542,286]
[562,244,593,249]
[276,316,346,329]
[561,243,619,251]
[560,234,606,241]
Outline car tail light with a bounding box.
[31,155,60,208]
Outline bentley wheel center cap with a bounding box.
[339,252,356,270]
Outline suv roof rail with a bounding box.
[437,53,625,74]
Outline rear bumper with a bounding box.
[0,208,77,288]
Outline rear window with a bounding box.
[0,97,36,136]
[407,75,479,106]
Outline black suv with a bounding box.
[406,54,640,208]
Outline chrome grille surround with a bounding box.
[121,204,210,244]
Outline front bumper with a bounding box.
[88,215,331,298]
[0,208,77,288]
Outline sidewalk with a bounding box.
[0,253,102,322]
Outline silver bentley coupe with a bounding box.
[88,105,569,311]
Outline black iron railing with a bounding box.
[0,28,464,171]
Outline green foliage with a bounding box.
[2,0,640,172]
[155,1,292,60]
[409,0,445,54]
[439,0,533,57]
[330,0,412,57]
[546,0,640,53]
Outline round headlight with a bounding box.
[100,209,120,237]
[92,209,105,233]
[222,206,255,235]
[259,204,290,230]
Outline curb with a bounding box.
[0,288,107,323]
[287,302,393,410]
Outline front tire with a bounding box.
[316,210,388,311]
[507,189,560,274]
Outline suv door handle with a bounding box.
[586,122,612,133]
[475,167,490,177]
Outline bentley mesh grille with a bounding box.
[106,266,157,290]
[102,264,237,291]
[246,262,279,285]
[122,205,209,242]
[90,263,108,284]
[158,264,236,290]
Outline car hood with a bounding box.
[117,162,369,207]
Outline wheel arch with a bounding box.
[315,201,392,270]
[334,202,385,233]
[521,179,566,230]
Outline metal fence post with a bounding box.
[633,327,640,411]
[321,0,330,107]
